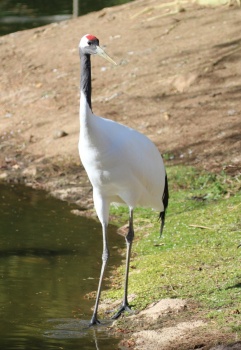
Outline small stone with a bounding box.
[0,172,8,179]
[22,166,37,177]
[227,109,236,116]
[12,164,20,170]
[53,130,68,139]
[172,73,198,93]
[162,112,171,121]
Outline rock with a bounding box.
[22,165,37,177]
[171,72,199,93]
[0,172,8,179]
[53,130,68,139]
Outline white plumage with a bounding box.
[78,34,168,326]
[79,102,166,212]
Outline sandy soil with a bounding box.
[113,297,241,349]
[1,0,241,348]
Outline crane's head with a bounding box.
[79,34,117,65]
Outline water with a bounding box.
[0,0,132,36]
[0,183,125,349]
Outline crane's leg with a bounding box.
[89,192,110,326]
[112,207,134,319]
[89,222,109,326]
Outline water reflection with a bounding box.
[0,183,124,349]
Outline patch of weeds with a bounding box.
[207,310,223,319]
[167,166,240,199]
[163,152,175,161]
[230,323,241,333]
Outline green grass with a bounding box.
[103,166,241,332]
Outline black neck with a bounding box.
[80,53,92,110]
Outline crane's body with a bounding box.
[78,34,168,326]
[79,99,166,212]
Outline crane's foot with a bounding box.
[89,315,101,327]
[111,304,133,320]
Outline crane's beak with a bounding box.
[96,46,117,65]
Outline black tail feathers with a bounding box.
[159,173,169,236]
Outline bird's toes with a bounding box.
[89,316,101,327]
[111,304,133,320]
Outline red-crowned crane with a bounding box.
[78,34,169,326]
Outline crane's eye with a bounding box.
[87,41,92,46]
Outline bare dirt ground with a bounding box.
[1,0,241,348]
